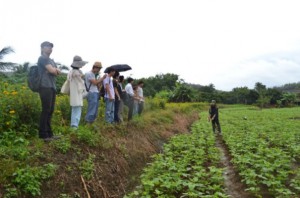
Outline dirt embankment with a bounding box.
[37,112,199,198]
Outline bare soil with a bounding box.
[34,111,199,198]
[215,133,255,198]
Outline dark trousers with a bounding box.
[212,119,221,133]
[138,101,144,115]
[39,87,56,138]
[114,99,120,122]
[127,98,134,121]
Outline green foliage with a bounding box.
[51,136,72,154]
[169,82,196,102]
[219,106,300,197]
[126,120,227,197]
[12,163,57,197]
[79,154,95,180]
[75,126,100,147]
[147,98,167,110]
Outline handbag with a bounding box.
[61,79,70,95]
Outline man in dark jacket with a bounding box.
[208,100,221,134]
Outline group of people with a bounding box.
[37,41,144,141]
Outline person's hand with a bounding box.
[56,68,61,75]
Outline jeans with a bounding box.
[105,98,115,123]
[138,101,144,115]
[85,92,99,123]
[133,101,139,116]
[71,106,82,128]
[38,87,56,139]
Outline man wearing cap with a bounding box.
[84,62,106,123]
[208,100,221,134]
[38,41,61,141]
[68,55,88,130]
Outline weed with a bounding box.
[79,154,95,180]
[51,136,72,154]
[12,163,57,196]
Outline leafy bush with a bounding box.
[12,163,57,197]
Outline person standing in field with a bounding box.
[117,75,125,122]
[113,71,121,123]
[103,67,116,123]
[84,62,106,124]
[208,100,221,134]
[137,81,144,115]
[125,77,135,121]
[38,41,61,141]
[68,55,88,130]
[132,85,139,116]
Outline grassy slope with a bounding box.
[0,103,203,198]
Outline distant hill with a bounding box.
[273,82,300,93]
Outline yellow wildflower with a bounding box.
[6,122,10,125]
[9,110,15,114]
[3,91,9,95]
[11,91,18,95]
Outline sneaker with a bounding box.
[43,137,53,142]
[51,135,62,140]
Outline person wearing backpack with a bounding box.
[68,56,88,130]
[38,41,61,141]
[84,62,106,124]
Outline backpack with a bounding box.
[99,84,105,98]
[27,65,41,92]
[100,78,111,98]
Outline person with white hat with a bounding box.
[68,55,88,129]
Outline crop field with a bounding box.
[126,106,300,198]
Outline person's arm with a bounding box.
[90,74,107,85]
[45,64,60,76]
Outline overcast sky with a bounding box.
[1,0,300,91]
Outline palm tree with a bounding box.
[0,46,17,70]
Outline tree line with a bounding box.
[1,46,299,107]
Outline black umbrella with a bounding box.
[104,64,132,73]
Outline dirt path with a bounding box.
[215,133,254,198]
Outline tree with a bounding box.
[0,46,17,70]
[232,87,250,104]
[254,82,270,108]
[281,92,297,106]
[169,82,195,102]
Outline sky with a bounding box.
[1,0,300,91]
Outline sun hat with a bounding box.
[93,61,102,68]
[41,41,54,48]
[71,55,88,68]
[211,100,216,104]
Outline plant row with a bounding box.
[126,121,228,198]
[219,107,300,197]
